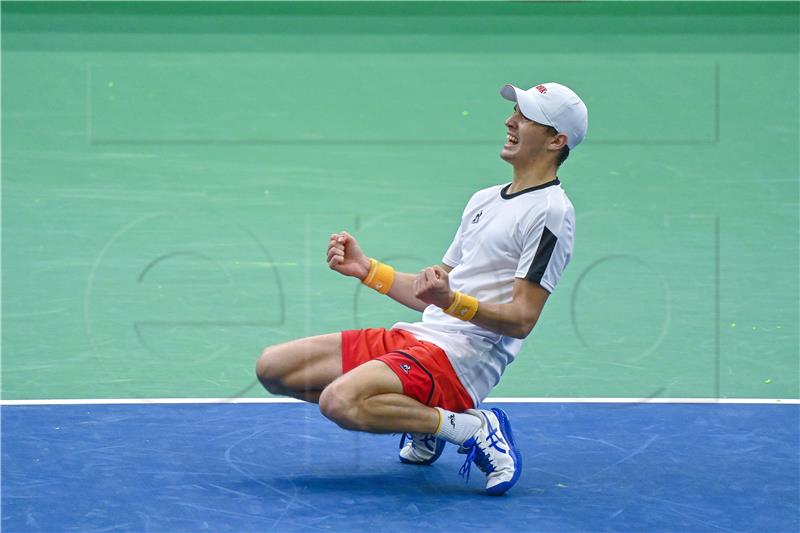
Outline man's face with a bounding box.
[500,105,563,166]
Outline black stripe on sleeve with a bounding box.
[525,226,558,284]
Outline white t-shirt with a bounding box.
[393,179,575,406]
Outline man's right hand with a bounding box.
[327,231,371,280]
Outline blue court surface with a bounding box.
[3,402,798,533]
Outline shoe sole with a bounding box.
[399,437,446,466]
[485,408,522,496]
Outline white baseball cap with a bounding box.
[500,82,588,150]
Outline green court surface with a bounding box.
[2,2,798,401]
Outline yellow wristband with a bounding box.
[443,290,479,321]
[361,258,395,294]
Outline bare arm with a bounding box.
[326,231,449,313]
[413,266,549,339]
[467,277,548,338]
[385,265,453,312]
[327,232,547,336]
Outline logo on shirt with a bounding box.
[399,363,412,375]
[471,210,483,224]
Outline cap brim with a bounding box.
[500,84,552,128]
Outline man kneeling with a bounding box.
[256,82,587,495]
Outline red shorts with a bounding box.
[341,328,474,412]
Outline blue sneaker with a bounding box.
[399,433,446,465]
[458,408,522,495]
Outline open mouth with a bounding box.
[506,134,519,145]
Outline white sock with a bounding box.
[433,407,482,445]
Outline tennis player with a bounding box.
[256,82,587,495]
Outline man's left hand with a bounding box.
[413,265,454,309]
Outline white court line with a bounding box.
[0,397,797,406]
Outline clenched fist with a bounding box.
[413,265,454,309]
[327,231,371,279]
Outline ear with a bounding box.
[550,132,569,150]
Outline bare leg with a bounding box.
[319,360,440,434]
[255,333,342,403]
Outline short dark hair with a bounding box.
[545,125,570,167]
[556,145,570,167]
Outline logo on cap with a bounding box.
[535,84,548,94]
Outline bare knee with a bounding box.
[319,382,363,431]
[256,333,342,398]
[255,346,287,395]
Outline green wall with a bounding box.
[2,2,798,400]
